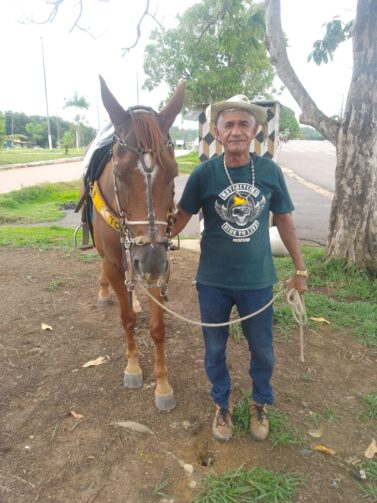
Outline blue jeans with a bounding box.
[196,283,275,409]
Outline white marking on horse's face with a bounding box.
[136,153,160,187]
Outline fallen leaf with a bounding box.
[309,317,331,325]
[364,439,377,459]
[69,410,84,420]
[312,443,336,456]
[82,355,110,368]
[307,427,324,438]
[41,323,53,331]
[112,421,154,435]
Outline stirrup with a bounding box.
[74,222,94,250]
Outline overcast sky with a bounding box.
[1,0,356,129]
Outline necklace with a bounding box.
[223,153,255,203]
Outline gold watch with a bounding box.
[295,269,308,277]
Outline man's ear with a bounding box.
[215,126,222,143]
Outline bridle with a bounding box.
[111,106,176,297]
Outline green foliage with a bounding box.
[273,246,377,346]
[61,131,74,154]
[358,458,377,500]
[169,126,197,144]
[232,392,251,435]
[0,148,84,165]
[308,17,354,65]
[360,389,377,421]
[0,111,5,145]
[0,181,80,224]
[193,465,303,502]
[143,0,274,110]
[64,91,89,110]
[0,225,73,249]
[279,106,300,139]
[268,409,303,448]
[25,121,47,146]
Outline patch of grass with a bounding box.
[360,389,377,421]
[47,279,64,291]
[0,181,81,224]
[320,405,340,423]
[230,321,243,343]
[358,458,377,500]
[0,226,73,249]
[232,393,251,436]
[153,475,169,498]
[268,409,303,448]
[193,465,303,503]
[177,151,200,174]
[274,246,377,347]
[0,148,84,165]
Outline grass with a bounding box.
[360,389,377,421]
[0,225,74,249]
[0,181,81,224]
[192,465,303,503]
[177,151,200,174]
[358,458,377,500]
[0,148,84,165]
[273,246,377,347]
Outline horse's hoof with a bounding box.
[155,392,176,412]
[97,297,114,307]
[123,371,143,389]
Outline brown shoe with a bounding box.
[212,406,233,442]
[250,403,269,441]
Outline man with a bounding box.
[172,95,307,442]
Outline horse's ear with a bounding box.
[158,81,185,132]
[99,75,128,128]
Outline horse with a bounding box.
[90,76,185,411]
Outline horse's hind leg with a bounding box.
[102,260,143,388]
[149,287,176,411]
[98,260,113,306]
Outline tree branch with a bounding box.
[121,0,163,55]
[264,0,340,145]
[195,0,230,44]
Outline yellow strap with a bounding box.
[91,181,120,232]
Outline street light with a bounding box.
[41,37,52,150]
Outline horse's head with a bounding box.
[99,76,185,286]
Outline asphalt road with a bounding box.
[0,141,335,244]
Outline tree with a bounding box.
[143,0,275,110]
[265,0,377,275]
[64,92,89,148]
[0,112,5,147]
[279,106,300,139]
[25,121,47,146]
[61,131,74,154]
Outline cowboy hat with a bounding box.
[206,94,267,125]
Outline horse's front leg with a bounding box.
[102,260,143,388]
[149,287,176,411]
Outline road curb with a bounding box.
[0,157,82,171]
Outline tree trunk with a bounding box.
[265,0,377,274]
[326,0,377,274]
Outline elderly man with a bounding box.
[172,96,307,442]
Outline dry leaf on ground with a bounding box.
[41,323,53,331]
[112,421,154,435]
[311,444,336,456]
[309,317,331,325]
[364,438,377,459]
[69,410,84,420]
[307,427,324,438]
[82,355,110,368]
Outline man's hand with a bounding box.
[287,274,308,296]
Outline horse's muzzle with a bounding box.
[131,242,169,281]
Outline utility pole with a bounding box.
[41,37,52,149]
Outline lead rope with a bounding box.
[140,284,307,362]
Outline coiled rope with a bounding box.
[140,284,307,362]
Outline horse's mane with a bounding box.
[131,113,176,170]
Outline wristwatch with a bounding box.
[295,269,308,277]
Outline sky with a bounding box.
[0,0,356,130]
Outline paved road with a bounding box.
[0,142,335,244]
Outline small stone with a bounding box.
[188,480,197,489]
[183,463,194,475]
[301,448,314,457]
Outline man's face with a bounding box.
[215,110,258,157]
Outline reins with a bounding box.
[140,283,307,363]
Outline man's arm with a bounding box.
[170,206,193,238]
[273,212,308,295]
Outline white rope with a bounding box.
[140,284,307,362]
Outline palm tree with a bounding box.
[64,92,89,148]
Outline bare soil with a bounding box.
[0,247,376,502]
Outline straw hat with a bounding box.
[206,94,267,125]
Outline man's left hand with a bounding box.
[287,275,308,296]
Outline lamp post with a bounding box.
[41,37,52,150]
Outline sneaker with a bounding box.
[212,406,233,442]
[250,403,269,441]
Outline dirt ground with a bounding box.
[0,247,376,502]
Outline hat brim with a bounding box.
[206,100,267,125]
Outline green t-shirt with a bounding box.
[179,154,294,289]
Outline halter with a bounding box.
[111,106,176,296]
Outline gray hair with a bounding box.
[216,108,257,126]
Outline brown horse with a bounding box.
[92,77,185,411]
